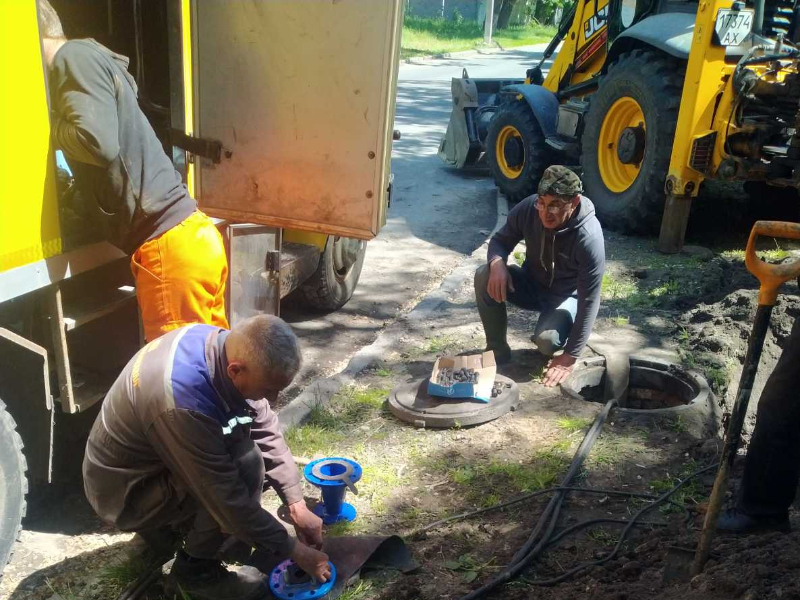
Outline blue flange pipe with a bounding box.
[304,457,362,525]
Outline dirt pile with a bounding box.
[677,260,799,432]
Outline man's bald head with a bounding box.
[225,315,302,400]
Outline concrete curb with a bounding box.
[402,44,505,65]
[278,191,509,431]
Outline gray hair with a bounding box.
[236,315,302,382]
[37,0,66,39]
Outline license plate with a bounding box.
[715,8,754,46]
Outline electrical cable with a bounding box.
[413,486,686,536]
[522,464,717,587]
[457,397,618,600]
[439,388,718,599]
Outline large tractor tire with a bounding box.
[0,399,27,580]
[296,236,366,311]
[581,50,684,233]
[486,100,551,202]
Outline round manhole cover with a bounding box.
[387,375,519,428]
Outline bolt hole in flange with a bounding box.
[561,356,720,437]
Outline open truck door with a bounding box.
[186,0,401,240]
[181,0,403,320]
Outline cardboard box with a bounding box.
[427,352,497,403]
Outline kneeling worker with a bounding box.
[475,166,605,387]
[83,315,329,600]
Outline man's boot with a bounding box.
[475,266,512,363]
[716,507,790,534]
[165,549,270,600]
[477,302,511,364]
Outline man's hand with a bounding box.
[487,260,515,303]
[290,541,331,582]
[542,354,577,388]
[288,500,323,549]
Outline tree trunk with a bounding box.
[497,0,519,28]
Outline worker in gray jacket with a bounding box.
[83,316,328,600]
[475,166,605,387]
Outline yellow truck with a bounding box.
[440,0,800,252]
[0,0,402,574]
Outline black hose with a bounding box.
[457,397,618,600]
[412,486,684,536]
[445,388,717,599]
[524,464,717,587]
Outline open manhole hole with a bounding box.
[562,356,720,435]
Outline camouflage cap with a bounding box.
[537,165,583,197]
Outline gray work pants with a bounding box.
[474,263,577,356]
[139,437,266,559]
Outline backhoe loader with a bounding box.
[440,0,800,251]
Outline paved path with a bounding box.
[282,44,549,399]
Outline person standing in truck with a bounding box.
[37,0,228,342]
[474,165,605,387]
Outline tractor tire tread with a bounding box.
[486,101,551,202]
[0,398,27,584]
[581,50,685,233]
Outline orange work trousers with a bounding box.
[131,211,229,342]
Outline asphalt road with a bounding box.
[281,44,549,399]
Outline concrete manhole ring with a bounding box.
[562,355,721,437]
[388,375,519,428]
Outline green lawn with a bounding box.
[401,15,556,59]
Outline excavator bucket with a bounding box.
[438,69,524,169]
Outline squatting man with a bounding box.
[475,165,605,386]
[83,316,329,600]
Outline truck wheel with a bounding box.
[296,236,366,311]
[0,399,27,580]
[486,100,550,202]
[581,50,684,233]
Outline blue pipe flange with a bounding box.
[268,559,336,600]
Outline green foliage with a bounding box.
[556,416,593,433]
[444,553,496,583]
[587,527,618,546]
[513,250,526,265]
[338,581,374,600]
[452,7,465,24]
[401,14,556,58]
[649,460,705,513]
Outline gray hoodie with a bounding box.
[487,195,605,358]
[50,40,196,254]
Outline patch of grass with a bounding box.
[46,580,82,600]
[513,250,526,265]
[442,448,571,502]
[723,243,791,263]
[401,15,555,59]
[601,273,638,301]
[588,431,649,467]
[338,580,374,600]
[326,520,356,537]
[612,313,630,326]
[101,555,152,595]
[421,335,457,355]
[649,459,706,513]
[373,364,393,377]
[556,416,593,434]
[443,553,497,584]
[587,527,618,546]
[284,386,388,456]
[648,278,679,298]
[667,415,689,434]
[705,364,730,393]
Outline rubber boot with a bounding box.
[476,298,511,364]
[164,549,270,600]
[716,507,790,534]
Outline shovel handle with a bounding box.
[745,221,800,305]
